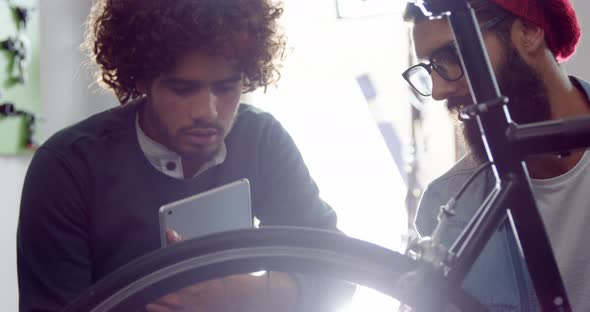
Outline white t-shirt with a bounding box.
[532,150,590,311]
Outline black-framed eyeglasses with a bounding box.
[402,13,509,97]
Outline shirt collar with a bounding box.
[135,114,227,179]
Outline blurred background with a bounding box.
[1,0,588,310]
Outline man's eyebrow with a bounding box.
[161,78,201,86]
[419,40,456,61]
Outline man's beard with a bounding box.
[176,113,238,161]
[447,42,552,164]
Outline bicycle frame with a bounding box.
[410,0,590,310]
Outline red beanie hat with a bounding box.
[490,0,581,62]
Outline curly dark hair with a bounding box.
[83,0,286,104]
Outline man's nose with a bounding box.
[431,71,460,102]
[191,88,218,120]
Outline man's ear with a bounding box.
[510,18,547,60]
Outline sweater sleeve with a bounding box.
[254,115,338,230]
[253,115,356,311]
[17,146,92,312]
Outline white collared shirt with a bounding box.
[135,115,227,179]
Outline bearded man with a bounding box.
[403,0,590,310]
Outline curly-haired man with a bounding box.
[17,0,348,310]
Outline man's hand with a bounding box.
[145,272,299,312]
[145,277,226,312]
[145,229,300,312]
[165,228,182,244]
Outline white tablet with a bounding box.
[158,178,252,247]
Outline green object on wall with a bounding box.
[0,0,41,155]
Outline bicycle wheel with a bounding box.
[64,227,485,311]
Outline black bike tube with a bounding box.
[443,2,571,310]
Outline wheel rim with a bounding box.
[65,227,485,312]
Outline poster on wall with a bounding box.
[0,0,40,155]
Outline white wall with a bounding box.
[0,1,117,310]
[40,0,117,135]
[247,0,410,251]
[247,1,411,310]
[563,0,590,80]
[0,156,30,311]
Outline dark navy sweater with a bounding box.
[17,100,338,311]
